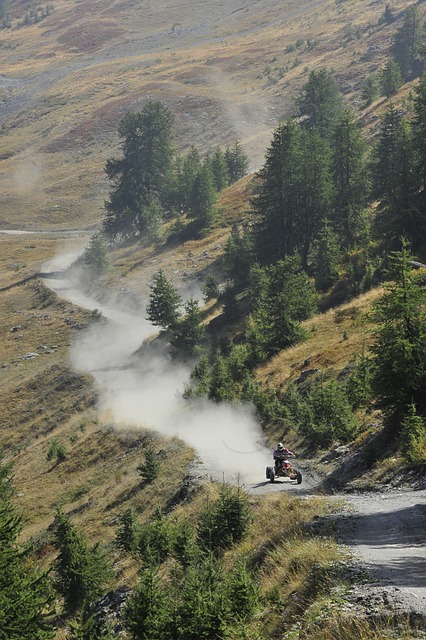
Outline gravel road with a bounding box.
[337,489,426,618]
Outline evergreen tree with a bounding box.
[346,351,373,409]
[187,353,211,397]
[412,74,426,192]
[170,297,204,360]
[373,106,419,251]
[83,233,109,277]
[331,109,370,247]
[209,147,231,191]
[391,6,424,80]
[103,101,174,240]
[313,218,340,291]
[371,242,426,428]
[225,140,250,183]
[224,223,255,288]
[252,120,303,264]
[379,59,403,97]
[146,270,182,330]
[225,559,259,621]
[169,146,202,216]
[248,255,316,361]
[0,453,54,640]
[379,3,394,25]
[115,507,142,554]
[137,446,160,484]
[298,128,334,268]
[297,68,343,138]
[306,378,359,445]
[177,554,224,640]
[197,484,252,554]
[52,509,112,614]
[188,163,217,230]
[137,510,175,566]
[69,603,115,640]
[202,274,220,301]
[361,74,379,105]
[209,351,235,402]
[181,146,202,210]
[263,256,317,350]
[400,403,426,464]
[124,567,173,640]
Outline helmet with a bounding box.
[277,442,284,450]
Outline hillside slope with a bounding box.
[0,0,418,229]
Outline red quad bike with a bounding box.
[266,459,302,484]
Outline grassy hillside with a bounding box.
[1,1,425,636]
[0,0,419,229]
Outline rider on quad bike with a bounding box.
[273,442,295,473]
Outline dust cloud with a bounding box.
[13,154,43,193]
[43,247,271,483]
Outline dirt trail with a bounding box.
[35,236,426,623]
[338,489,426,617]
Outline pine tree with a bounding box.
[400,403,426,464]
[209,351,235,402]
[297,68,343,138]
[248,255,317,360]
[0,453,54,640]
[225,140,250,183]
[124,567,173,640]
[146,270,182,330]
[181,146,202,211]
[188,163,217,230]
[177,554,225,640]
[307,378,359,445]
[137,446,160,484]
[298,128,334,268]
[170,297,204,360]
[224,223,255,288]
[371,241,426,428]
[346,351,373,409]
[69,603,115,640]
[103,101,174,240]
[391,6,424,80]
[197,484,252,554]
[83,233,109,277]
[373,106,419,251]
[115,507,142,553]
[361,74,379,105]
[252,119,303,264]
[331,109,370,247]
[379,59,402,97]
[412,74,426,192]
[209,147,230,191]
[52,509,112,614]
[313,218,340,291]
[225,560,259,621]
[202,275,220,301]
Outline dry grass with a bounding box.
[0,0,421,229]
[0,235,197,562]
[257,287,383,389]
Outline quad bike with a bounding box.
[266,459,302,484]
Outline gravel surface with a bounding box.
[337,489,426,618]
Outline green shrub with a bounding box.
[197,484,252,554]
[400,404,426,464]
[137,446,159,484]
